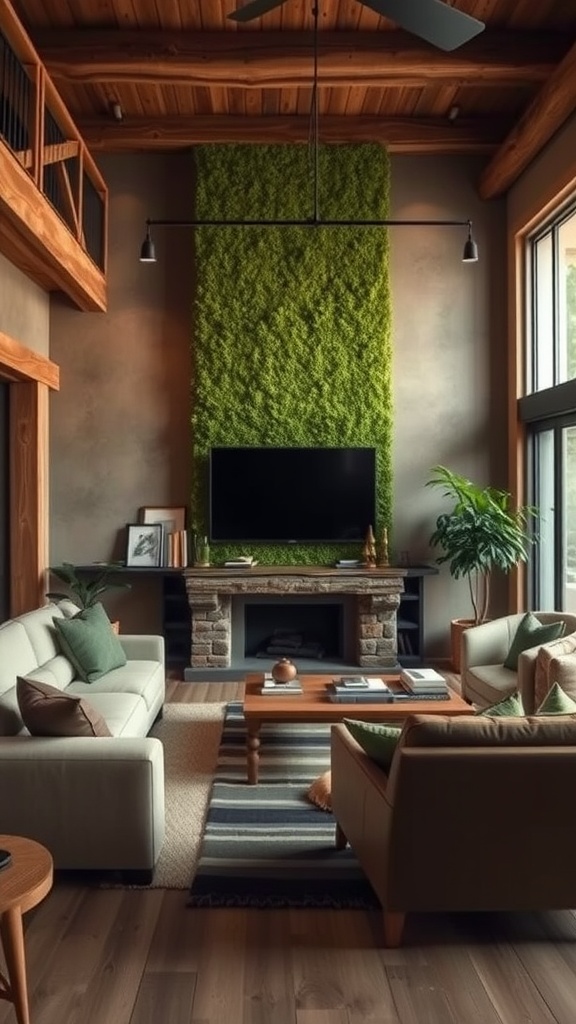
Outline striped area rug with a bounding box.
[188,702,380,909]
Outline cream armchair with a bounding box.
[461,611,576,712]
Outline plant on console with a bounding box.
[47,562,130,614]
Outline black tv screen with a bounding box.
[209,446,376,543]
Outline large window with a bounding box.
[523,200,576,609]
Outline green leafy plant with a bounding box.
[46,562,130,612]
[426,465,538,625]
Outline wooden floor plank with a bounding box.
[143,890,206,974]
[182,908,247,1024]
[129,971,196,1024]
[243,911,297,1024]
[65,890,164,1024]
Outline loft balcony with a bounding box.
[0,3,107,312]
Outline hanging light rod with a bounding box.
[139,217,479,263]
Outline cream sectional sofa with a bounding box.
[0,601,166,883]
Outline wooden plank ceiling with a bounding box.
[12,0,576,197]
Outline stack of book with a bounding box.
[260,674,303,695]
[224,556,258,568]
[335,559,361,569]
[399,668,449,700]
[327,676,393,704]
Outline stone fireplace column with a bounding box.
[357,593,401,668]
[186,589,232,669]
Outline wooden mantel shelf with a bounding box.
[184,564,407,578]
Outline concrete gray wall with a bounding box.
[48,150,508,651]
[0,250,49,353]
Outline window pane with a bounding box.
[534,232,554,392]
[559,212,576,385]
[534,429,555,608]
[565,426,576,612]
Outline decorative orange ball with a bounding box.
[271,657,298,683]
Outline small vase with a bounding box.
[271,657,298,684]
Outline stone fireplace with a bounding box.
[183,566,406,680]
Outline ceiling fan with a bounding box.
[229,0,485,52]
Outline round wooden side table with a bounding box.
[0,835,53,1024]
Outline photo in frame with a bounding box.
[139,507,186,532]
[125,523,163,567]
[139,506,188,566]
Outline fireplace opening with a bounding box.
[244,600,344,661]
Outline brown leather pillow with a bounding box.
[306,770,332,811]
[16,676,111,737]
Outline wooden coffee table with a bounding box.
[242,673,473,784]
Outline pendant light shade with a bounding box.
[139,225,156,263]
[462,222,479,263]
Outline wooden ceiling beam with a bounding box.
[479,39,576,199]
[77,114,505,152]
[33,29,565,88]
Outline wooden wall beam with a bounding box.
[479,39,576,199]
[9,382,49,616]
[0,141,106,311]
[0,330,59,389]
[33,29,565,88]
[0,331,59,617]
[78,114,506,152]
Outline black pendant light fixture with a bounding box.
[139,2,479,265]
[139,224,156,263]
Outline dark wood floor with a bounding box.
[4,676,576,1024]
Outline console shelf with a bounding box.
[396,566,438,667]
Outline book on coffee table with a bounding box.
[261,678,303,695]
[332,677,390,692]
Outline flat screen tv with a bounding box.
[209,446,376,543]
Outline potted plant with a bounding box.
[46,562,131,629]
[426,465,538,670]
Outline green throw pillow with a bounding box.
[54,602,127,683]
[503,612,566,671]
[477,691,525,717]
[343,719,402,771]
[536,681,576,716]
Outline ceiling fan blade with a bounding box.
[228,0,287,22]
[360,0,485,51]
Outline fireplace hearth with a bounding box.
[183,565,405,681]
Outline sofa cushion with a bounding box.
[503,612,566,670]
[535,681,576,716]
[534,634,576,708]
[54,603,127,683]
[399,713,576,749]
[344,719,402,770]
[17,676,111,737]
[66,659,163,712]
[477,691,524,717]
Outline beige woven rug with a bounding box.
[148,701,227,889]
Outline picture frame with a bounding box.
[139,506,186,532]
[125,523,163,567]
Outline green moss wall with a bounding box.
[191,143,392,564]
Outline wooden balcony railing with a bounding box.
[0,0,107,311]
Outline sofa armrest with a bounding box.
[0,736,165,871]
[119,634,165,663]
[517,645,542,714]
[461,618,515,670]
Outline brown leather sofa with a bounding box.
[331,712,576,946]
